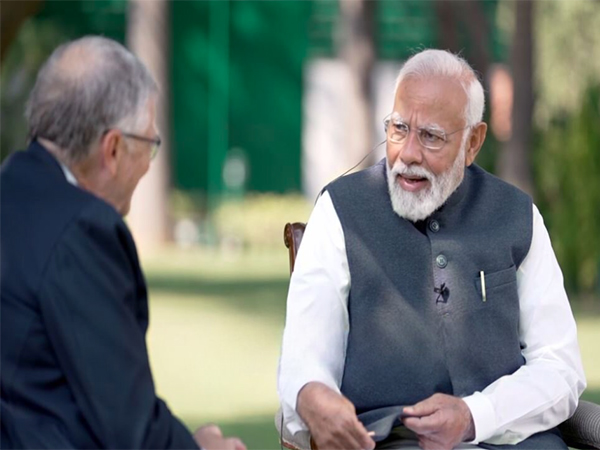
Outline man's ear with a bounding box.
[465,122,488,167]
[99,130,124,176]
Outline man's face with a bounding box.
[385,76,471,222]
[113,98,157,216]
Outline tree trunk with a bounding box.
[126,0,171,253]
[459,1,491,79]
[337,0,376,168]
[0,0,43,61]
[498,0,534,196]
[435,0,459,53]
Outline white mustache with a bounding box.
[391,163,433,182]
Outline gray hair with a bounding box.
[25,36,158,164]
[394,49,485,126]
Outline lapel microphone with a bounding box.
[434,283,448,303]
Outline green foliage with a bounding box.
[0,19,66,160]
[535,0,600,127]
[0,0,126,161]
[169,191,312,249]
[534,85,600,294]
[214,193,312,249]
[528,0,600,298]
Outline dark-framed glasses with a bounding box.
[383,112,470,151]
[121,132,162,160]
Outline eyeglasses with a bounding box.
[383,112,470,151]
[121,132,162,160]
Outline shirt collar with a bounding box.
[60,162,78,186]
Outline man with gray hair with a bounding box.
[278,49,586,450]
[0,36,244,450]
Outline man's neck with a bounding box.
[38,138,92,190]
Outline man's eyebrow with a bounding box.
[420,122,445,133]
[392,112,407,123]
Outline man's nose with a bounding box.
[399,130,423,166]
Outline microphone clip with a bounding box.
[434,283,449,303]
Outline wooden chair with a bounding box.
[281,222,600,449]
[283,222,307,274]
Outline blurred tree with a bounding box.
[1,15,68,160]
[0,0,42,61]
[534,0,600,126]
[535,85,600,297]
[498,0,534,195]
[337,0,376,167]
[434,0,492,79]
[532,0,600,299]
[1,0,127,160]
[126,0,171,251]
[460,1,492,80]
[434,0,459,53]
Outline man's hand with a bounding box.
[297,382,375,450]
[193,424,247,450]
[402,393,475,450]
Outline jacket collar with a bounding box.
[28,139,74,185]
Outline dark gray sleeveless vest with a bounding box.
[326,160,566,449]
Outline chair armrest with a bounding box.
[275,407,312,450]
[559,400,600,449]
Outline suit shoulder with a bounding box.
[1,150,131,298]
[53,200,136,265]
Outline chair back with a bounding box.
[283,222,306,274]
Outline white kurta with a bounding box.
[278,191,586,445]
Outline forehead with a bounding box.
[393,76,467,127]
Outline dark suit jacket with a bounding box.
[0,141,199,449]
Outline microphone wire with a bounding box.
[314,139,387,204]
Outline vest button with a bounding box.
[436,254,448,268]
[429,220,440,232]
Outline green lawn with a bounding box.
[144,248,287,449]
[143,247,600,450]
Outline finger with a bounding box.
[352,421,375,450]
[334,434,364,450]
[199,423,223,437]
[402,412,443,435]
[360,434,376,450]
[313,427,362,450]
[403,398,438,418]
[227,437,247,450]
[337,423,368,450]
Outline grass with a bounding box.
[142,247,600,450]
[143,248,288,449]
[575,316,600,404]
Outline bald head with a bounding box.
[26,36,158,164]
[54,39,108,78]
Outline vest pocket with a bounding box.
[447,265,523,395]
[475,265,518,297]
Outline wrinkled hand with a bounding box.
[193,424,247,450]
[297,382,375,450]
[402,393,475,450]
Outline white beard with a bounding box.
[386,145,467,222]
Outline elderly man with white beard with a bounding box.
[277,49,586,450]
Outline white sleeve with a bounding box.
[277,191,350,435]
[463,204,587,445]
